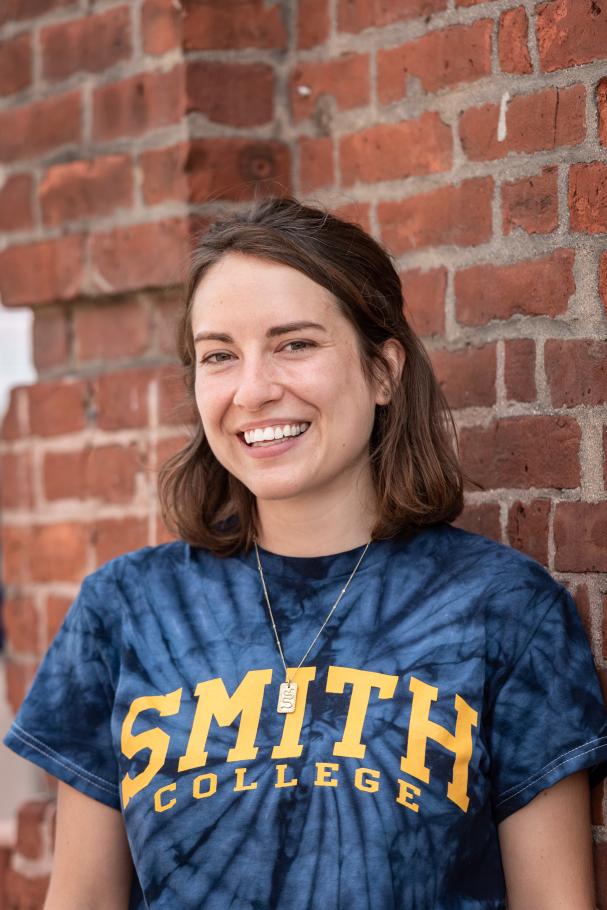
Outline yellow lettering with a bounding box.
[154,782,177,813]
[400,676,478,812]
[234,766,257,791]
[327,666,398,759]
[396,778,421,812]
[275,764,298,788]
[272,666,317,760]
[315,762,339,787]
[354,766,380,793]
[121,688,182,808]
[192,773,217,799]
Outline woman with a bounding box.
[4,196,607,909]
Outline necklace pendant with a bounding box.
[277,681,297,714]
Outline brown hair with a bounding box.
[158,195,467,557]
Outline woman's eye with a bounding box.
[283,340,315,353]
[199,352,233,365]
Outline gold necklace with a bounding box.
[253,537,372,714]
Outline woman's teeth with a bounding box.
[244,423,310,446]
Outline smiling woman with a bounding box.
[4,197,607,910]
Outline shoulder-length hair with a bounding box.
[158,195,467,557]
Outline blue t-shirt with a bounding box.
[4,522,607,909]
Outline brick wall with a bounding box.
[0,0,606,906]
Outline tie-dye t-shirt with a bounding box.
[4,522,607,910]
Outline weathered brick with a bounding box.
[46,594,72,645]
[0,32,32,96]
[0,234,86,308]
[28,378,89,437]
[378,20,492,104]
[40,155,133,226]
[93,67,184,141]
[33,306,70,372]
[0,0,71,25]
[183,0,286,50]
[536,0,607,71]
[573,583,592,646]
[4,658,37,716]
[569,162,607,233]
[41,7,131,80]
[157,433,191,469]
[75,298,149,362]
[600,251,607,317]
[187,139,291,202]
[498,6,532,75]
[400,267,446,336]
[90,219,188,295]
[378,177,493,253]
[142,0,182,54]
[337,0,448,33]
[504,338,536,402]
[94,369,150,430]
[333,201,371,233]
[291,53,369,123]
[298,0,330,48]
[605,425,607,490]
[30,522,89,583]
[0,174,34,232]
[0,450,33,511]
[140,143,189,205]
[451,503,501,542]
[2,525,32,585]
[340,113,452,185]
[0,90,81,163]
[554,502,607,572]
[158,364,192,426]
[507,498,550,565]
[545,339,607,406]
[429,343,496,408]
[44,443,142,503]
[299,136,334,193]
[501,166,558,235]
[460,85,586,161]
[155,291,182,356]
[3,596,38,654]
[455,250,575,326]
[187,61,273,127]
[1,387,29,441]
[94,516,148,565]
[460,416,580,490]
[16,801,50,861]
[598,78,607,148]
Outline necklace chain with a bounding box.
[253,537,372,687]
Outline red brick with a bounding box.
[299,0,330,48]
[94,516,148,565]
[332,201,371,233]
[158,364,192,426]
[42,7,131,81]
[0,0,71,25]
[94,369,150,430]
[378,177,493,253]
[4,658,37,716]
[291,54,369,123]
[187,139,291,202]
[429,343,496,408]
[46,594,72,645]
[32,306,70,372]
[554,502,607,572]
[1,525,32,585]
[460,85,586,161]
[28,378,89,437]
[1,387,28,441]
[157,511,178,545]
[400,267,446,336]
[299,136,334,193]
[44,443,142,503]
[75,298,150,362]
[154,290,182,356]
[605,425,607,490]
[3,596,38,654]
[93,67,184,141]
[601,251,607,317]
[40,155,133,227]
[140,143,189,205]
[187,61,273,127]
[460,416,580,490]
[0,449,33,511]
[573,583,592,645]
[142,0,182,54]
[545,339,607,407]
[338,0,448,32]
[340,113,452,185]
[498,6,532,74]
[536,0,607,71]
[501,166,558,235]
[378,21,492,104]
[183,0,286,50]
[90,219,187,295]
[0,32,32,96]
[507,498,550,566]
[0,234,85,308]
[569,162,607,233]
[504,338,536,402]
[157,433,190,469]
[455,250,575,326]
[0,174,33,232]
[30,522,89,583]
[0,90,81,163]
[16,801,51,860]
[598,78,607,148]
[451,503,501,542]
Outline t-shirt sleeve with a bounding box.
[2,573,121,810]
[488,581,607,824]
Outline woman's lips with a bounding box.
[237,426,310,460]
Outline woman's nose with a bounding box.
[232,358,283,411]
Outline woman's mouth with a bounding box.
[242,422,311,447]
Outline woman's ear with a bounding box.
[375,338,406,406]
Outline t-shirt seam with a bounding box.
[494,734,607,806]
[9,722,118,795]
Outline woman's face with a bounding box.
[190,252,389,506]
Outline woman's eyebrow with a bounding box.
[193,321,327,343]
